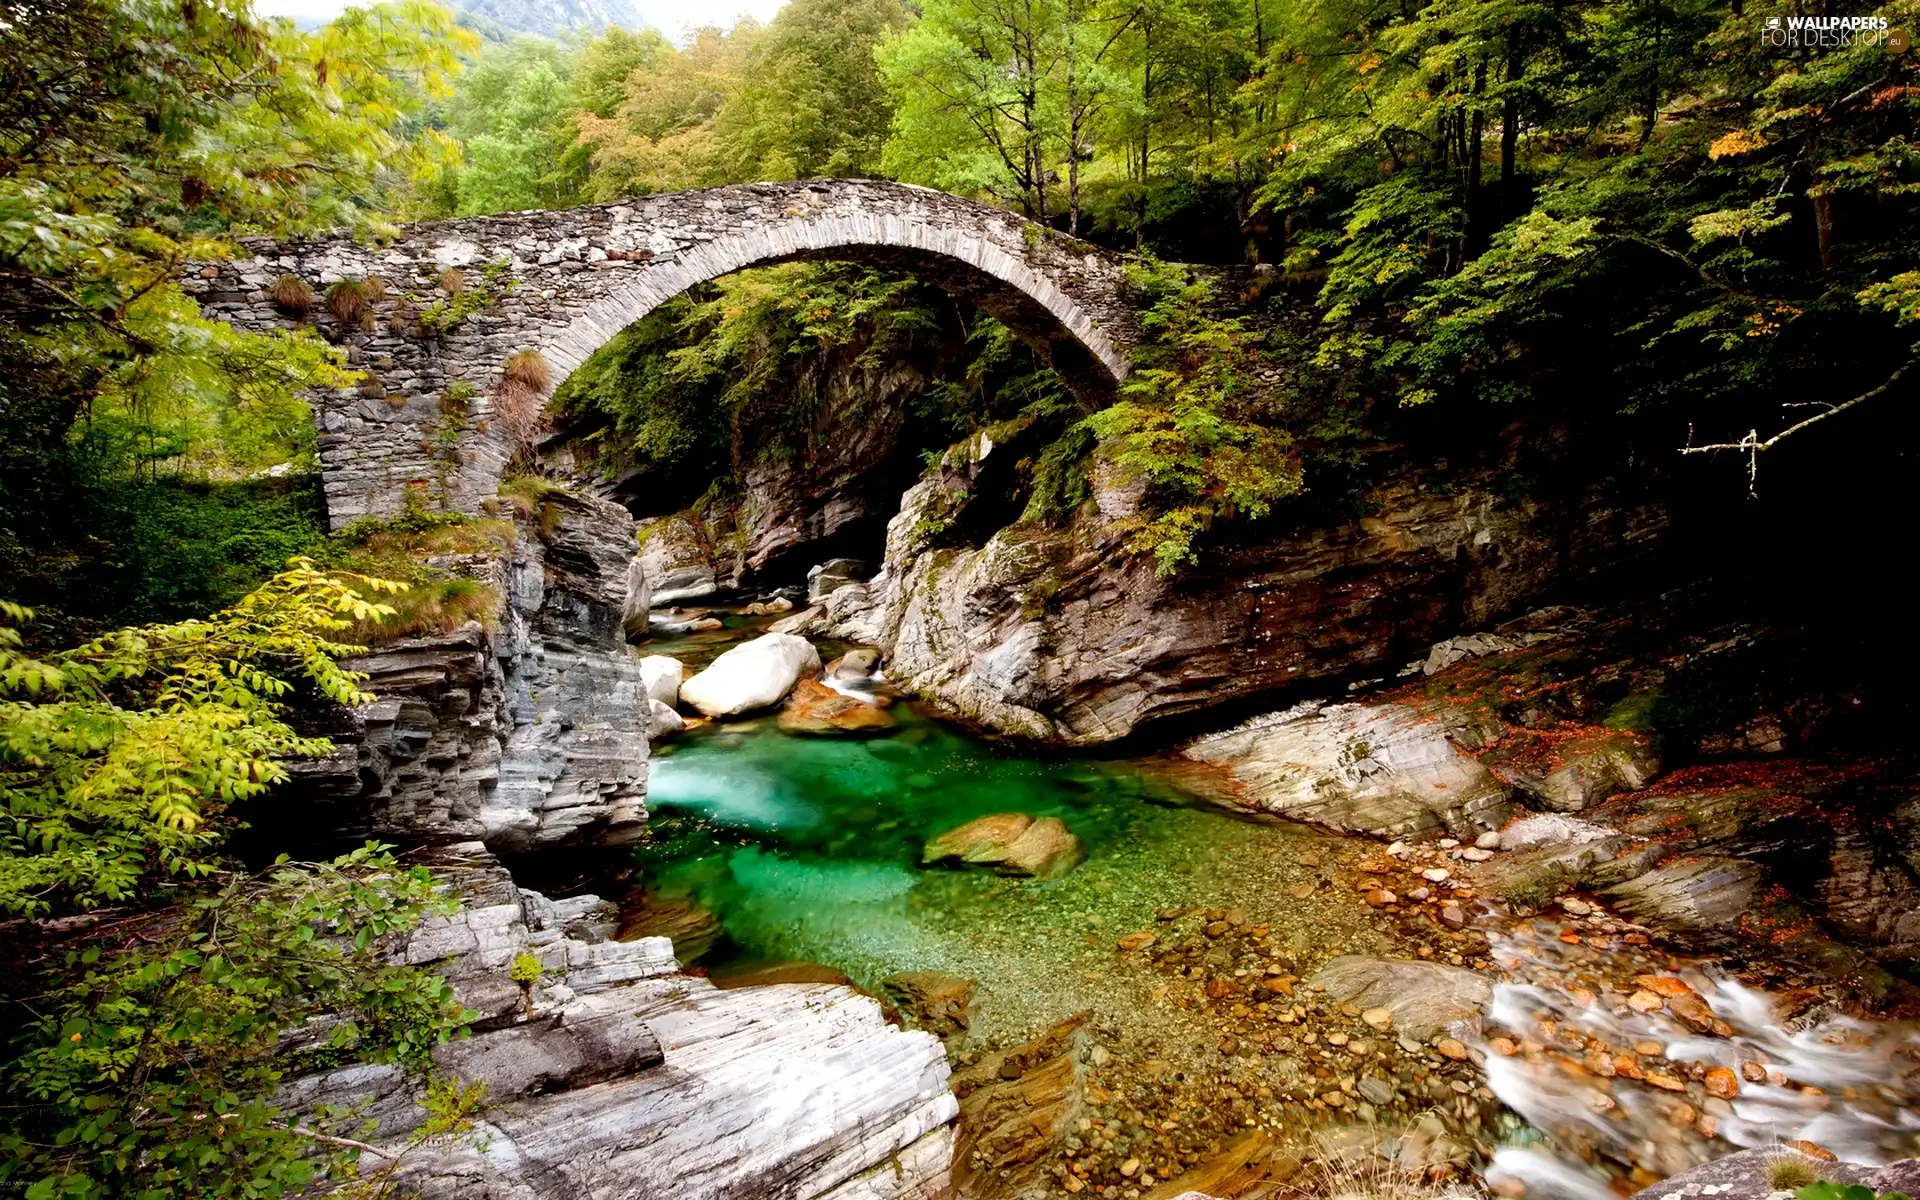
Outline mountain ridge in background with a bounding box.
[454,0,646,41]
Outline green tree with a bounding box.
[442,39,587,214]
[1084,258,1301,573]
[0,561,401,914]
[879,0,1071,220]
[1,0,475,618]
[715,0,909,180]
[0,846,478,1200]
[0,559,490,1200]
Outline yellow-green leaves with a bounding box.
[1088,258,1303,576]
[0,560,404,916]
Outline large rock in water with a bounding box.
[779,678,896,735]
[1181,700,1513,838]
[679,633,821,718]
[637,655,683,707]
[923,813,1085,880]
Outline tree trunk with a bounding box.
[1501,35,1523,216]
[1468,58,1486,253]
[1813,192,1834,272]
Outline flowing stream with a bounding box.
[622,614,1920,1196]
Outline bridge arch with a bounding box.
[194,181,1140,528]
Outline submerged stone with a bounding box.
[882,970,976,1037]
[922,813,1086,880]
[778,678,896,736]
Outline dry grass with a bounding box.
[271,274,313,318]
[1768,1154,1820,1191]
[348,576,499,645]
[501,349,551,392]
[325,279,375,330]
[437,267,467,294]
[1290,1139,1486,1200]
[361,274,388,301]
[497,474,571,538]
[328,514,515,645]
[493,351,553,452]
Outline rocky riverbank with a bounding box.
[277,487,963,1200]
[268,421,1920,1200]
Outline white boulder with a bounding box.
[678,633,821,718]
[638,655,684,707]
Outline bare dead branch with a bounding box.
[1679,358,1916,456]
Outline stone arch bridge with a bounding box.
[191,180,1141,527]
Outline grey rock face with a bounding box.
[808,557,871,602]
[278,484,955,1197]
[290,491,648,856]
[292,845,957,1200]
[816,439,1659,745]
[490,490,652,854]
[1182,700,1513,838]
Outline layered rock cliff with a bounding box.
[280,485,959,1199]
[791,430,1664,744]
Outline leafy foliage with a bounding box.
[0,845,476,1200]
[1086,258,1302,574]
[1,0,475,626]
[0,561,403,916]
[552,263,1057,511]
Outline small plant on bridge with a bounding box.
[325,279,376,331]
[493,350,553,457]
[439,379,477,417]
[417,259,513,339]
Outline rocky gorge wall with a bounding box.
[277,486,959,1199]
[786,429,1668,745]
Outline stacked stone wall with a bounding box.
[188,181,1138,529]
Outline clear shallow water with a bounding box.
[631,703,1354,1040]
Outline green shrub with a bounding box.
[1085,256,1302,575]
[1797,1184,1913,1200]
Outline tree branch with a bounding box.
[1679,359,1917,455]
[271,1122,401,1161]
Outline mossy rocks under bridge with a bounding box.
[189,180,1141,528]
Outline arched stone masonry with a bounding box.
[189,181,1140,529]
